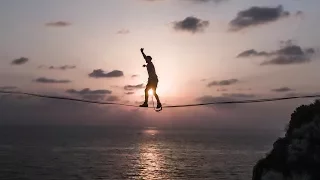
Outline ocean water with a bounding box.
[0,126,281,180]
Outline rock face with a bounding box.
[253,100,320,180]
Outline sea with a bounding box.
[0,126,281,180]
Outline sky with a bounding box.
[1,0,320,129]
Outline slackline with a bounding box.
[0,90,320,109]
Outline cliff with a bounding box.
[253,100,320,180]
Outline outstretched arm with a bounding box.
[140,48,147,63]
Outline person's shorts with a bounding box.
[146,79,158,90]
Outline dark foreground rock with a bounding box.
[253,100,320,180]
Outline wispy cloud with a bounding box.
[39,65,76,70]
[66,88,112,100]
[237,49,269,58]
[34,77,71,84]
[271,87,295,92]
[221,93,256,98]
[66,88,112,95]
[89,69,124,78]
[45,21,71,27]
[217,88,228,92]
[207,79,239,87]
[117,29,130,34]
[125,92,135,95]
[0,86,18,90]
[124,84,145,91]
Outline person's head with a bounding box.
[146,56,152,63]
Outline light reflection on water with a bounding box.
[143,129,159,136]
[138,128,169,179]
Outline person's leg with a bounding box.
[153,90,162,108]
[153,81,161,108]
[140,83,151,107]
[153,89,161,104]
[144,86,150,103]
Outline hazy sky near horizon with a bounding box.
[1,0,320,128]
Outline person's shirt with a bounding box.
[147,62,158,81]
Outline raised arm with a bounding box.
[140,48,147,63]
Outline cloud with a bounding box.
[106,95,120,102]
[11,57,29,65]
[66,88,112,95]
[66,88,112,100]
[277,45,305,55]
[261,56,309,65]
[173,16,209,33]
[49,65,76,70]
[261,45,315,65]
[34,77,71,84]
[217,88,228,92]
[207,79,239,87]
[237,88,252,91]
[296,11,303,16]
[222,93,256,98]
[124,84,145,91]
[305,48,315,54]
[89,69,124,78]
[0,86,18,90]
[280,39,295,46]
[237,49,269,58]
[117,29,130,34]
[39,65,76,70]
[271,87,295,92]
[45,21,71,27]
[237,43,316,65]
[125,92,135,95]
[229,5,290,31]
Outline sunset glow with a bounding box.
[0,0,320,128]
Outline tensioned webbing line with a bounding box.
[1,90,320,109]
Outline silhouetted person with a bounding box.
[139,48,162,109]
